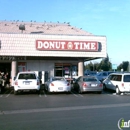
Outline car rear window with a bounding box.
[123,75,130,82]
[83,78,98,82]
[52,78,65,81]
[18,73,36,79]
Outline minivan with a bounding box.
[103,72,130,94]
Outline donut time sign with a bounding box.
[36,40,99,51]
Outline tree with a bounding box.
[99,55,111,71]
[117,61,129,71]
[84,55,129,72]
[85,61,93,71]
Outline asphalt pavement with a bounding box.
[0,88,130,130]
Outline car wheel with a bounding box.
[116,87,121,95]
[14,90,18,95]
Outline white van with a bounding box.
[103,73,130,94]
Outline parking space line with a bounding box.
[0,90,10,98]
[39,94,42,97]
[70,91,78,97]
[43,90,47,97]
[4,90,9,94]
[112,93,117,96]
[44,91,47,97]
[39,90,47,98]
[106,93,122,97]
[78,94,83,97]
[6,90,13,97]
[70,91,84,97]
[0,94,3,97]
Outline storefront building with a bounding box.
[0,21,107,85]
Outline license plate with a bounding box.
[25,82,30,85]
[24,81,30,85]
[91,84,97,87]
[58,87,63,90]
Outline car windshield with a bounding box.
[18,73,36,79]
[123,75,130,82]
[83,77,98,82]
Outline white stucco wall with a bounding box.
[0,33,107,58]
[26,60,54,77]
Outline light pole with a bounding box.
[93,62,94,71]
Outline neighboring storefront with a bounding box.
[0,21,107,85]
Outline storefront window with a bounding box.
[72,65,78,76]
[55,69,62,76]
[55,63,78,77]
[55,63,63,77]
[63,66,70,75]
[18,62,26,72]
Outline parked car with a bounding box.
[73,76,103,94]
[103,72,130,94]
[0,84,2,93]
[95,71,114,82]
[0,78,2,93]
[13,71,41,95]
[84,70,97,76]
[44,77,71,93]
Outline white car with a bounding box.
[103,72,130,94]
[45,77,71,93]
[13,71,41,95]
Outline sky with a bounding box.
[0,0,130,65]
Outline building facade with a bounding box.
[0,21,107,85]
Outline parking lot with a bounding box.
[1,87,130,130]
[0,87,122,99]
